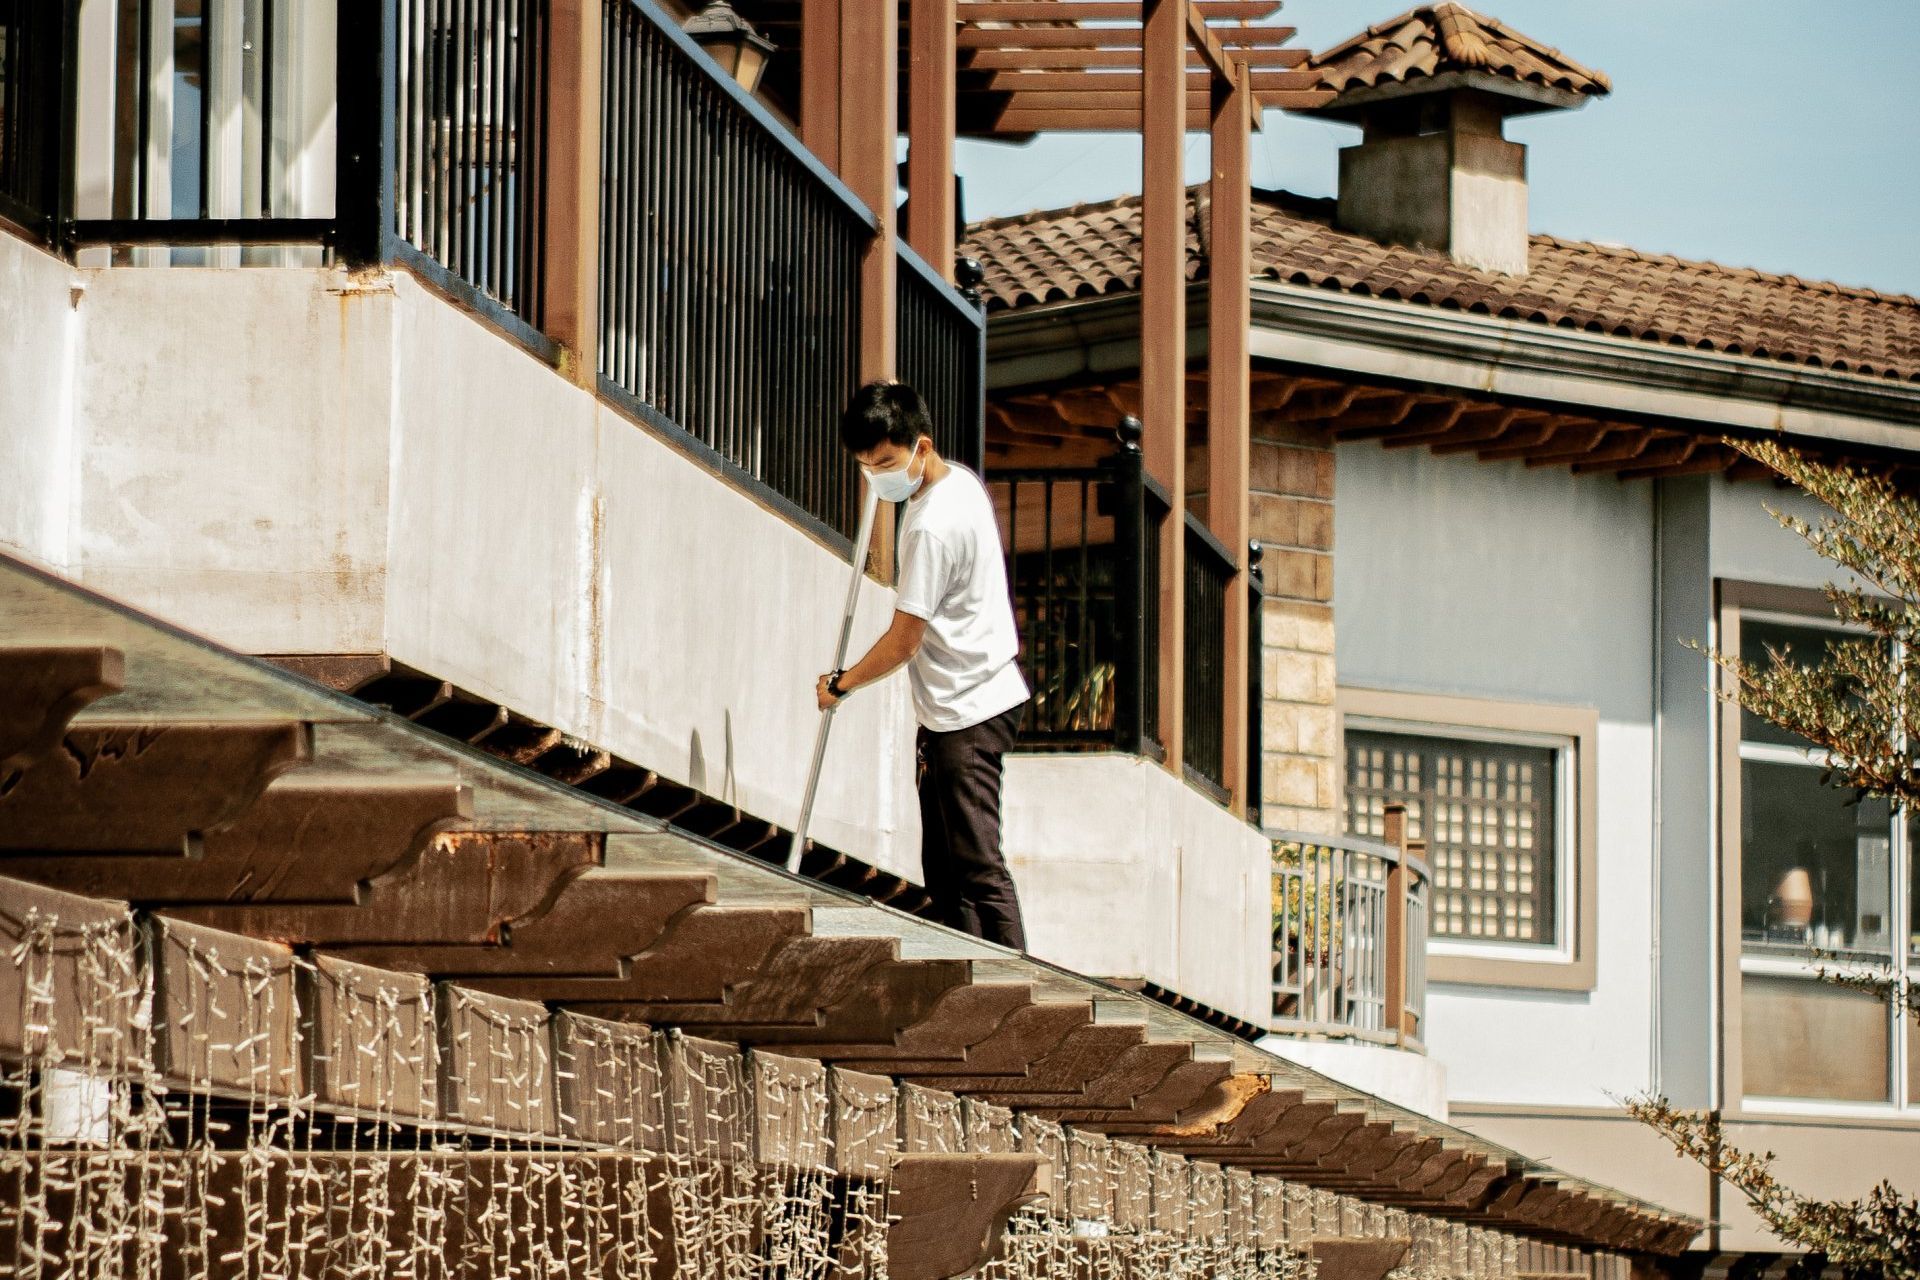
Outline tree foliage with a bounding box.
[1635,438,1919,1278]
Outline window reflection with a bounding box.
[1741,760,1892,961]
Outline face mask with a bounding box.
[864,442,925,502]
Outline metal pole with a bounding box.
[786,483,883,874]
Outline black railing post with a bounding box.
[956,254,988,473]
[1246,539,1264,826]
[1107,415,1148,756]
[53,0,81,239]
[335,0,398,265]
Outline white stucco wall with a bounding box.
[0,232,921,874]
[1261,1036,1450,1120]
[0,231,77,567]
[1333,444,1658,1109]
[1708,473,1854,591]
[1002,753,1273,1027]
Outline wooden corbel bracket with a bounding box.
[1308,1236,1413,1280]
[887,1152,1053,1280]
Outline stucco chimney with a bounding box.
[1298,4,1610,277]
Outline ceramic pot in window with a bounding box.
[1768,867,1815,931]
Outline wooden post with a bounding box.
[840,0,896,384]
[542,0,603,387]
[800,0,842,162]
[1382,803,1409,1044]
[840,0,899,577]
[905,0,957,277]
[1208,60,1251,815]
[1141,0,1187,770]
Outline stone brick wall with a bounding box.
[1250,415,1338,834]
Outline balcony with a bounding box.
[0,0,985,545]
[988,420,1273,1026]
[987,419,1260,809]
[1261,806,1444,1116]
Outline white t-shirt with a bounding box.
[893,465,1031,732]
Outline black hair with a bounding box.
[839,380,933,454]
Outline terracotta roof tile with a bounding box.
[1307,3,1611,98]
[960,188,1920,383]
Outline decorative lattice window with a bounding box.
[1344,729,1560,947]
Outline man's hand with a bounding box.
[816,673,843,712]
[812,611,926,713]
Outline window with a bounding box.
[1338,688,1597,991]
[1724,591,1916,1111]
[1346,730,1559,946]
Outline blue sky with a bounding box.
[955,0,1920,295]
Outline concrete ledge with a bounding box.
[1002,752,1271,1028]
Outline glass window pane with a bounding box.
[1742,974,1890,1103]
[1910,812,1920,971]
[1741,760,1892,961]
[1738,618,1876,749]
[1344,729,1558,948]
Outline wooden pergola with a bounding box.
[724,0,1307,811]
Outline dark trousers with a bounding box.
[916,702,1027,950]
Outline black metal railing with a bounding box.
[0,0,64,236]
[599,0,871,542]
[393,0,549,326]
[1246,541,1265,826]
[988,419,1165,755]
[896,245,985,473]
[1182,514,1235,794]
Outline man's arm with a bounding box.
[816,610,928,710]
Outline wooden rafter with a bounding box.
[989,369,1876,483]
[955,45,1307,68]
[955,0,1281,18]
[956,22,1296,47]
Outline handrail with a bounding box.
[620,0,878,233]
[895,239,975,318]
[895,238,986,472]
[1183,508,1238,576]
[1267,812,1430,1049]
[1264,826,1433,884]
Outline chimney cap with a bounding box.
[1302,3,1610,121]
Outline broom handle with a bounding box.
[786,485,883,874]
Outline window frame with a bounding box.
[1717,581,1915,1118]
[1337,687,1599,992]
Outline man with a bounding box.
[814,381,1030,950]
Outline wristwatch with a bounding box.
[827,669,850,700]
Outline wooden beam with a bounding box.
[1261,383,1362,422]
[959,46,1311,69]
[957,23,1297,46]
[1207,59,1251,817]
[1309,1237,1412,1280]
[983,108,1211,131]
[801,0,842,159]
[0,646,124,775]
[541,0,601,386]
[0,723,308,855]
[970,67,1314,91]
[15,774,473,905]
[1474,417,1602,460]
[1379,404,1522,446]
[906,0,957,275]
[1430,417,1554,455]
[1185,5,1231,80]
[888,1154,1052,1280]
[985,89,1234,110]
[957,0,1280,17]
[844,0,898,442]
[1142,0,1187,770]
